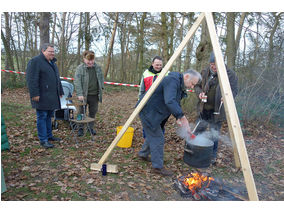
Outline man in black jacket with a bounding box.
[194,52,238,164]
[138,70,201,176]
[26,43,64,148]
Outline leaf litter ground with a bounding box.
[1,86,283,201]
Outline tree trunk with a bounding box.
[226,12,236,69]
[3,12,15,71]
[196,19,212,71]
[161,12,169,63]
[84,12,91,50]
[61,12,67,76]
[39,12,50,46]
[51,13,56,45]
[177,13,185,71]
[104,12,119,79]
[169,12,175,57]
[137,12,147,81]
[34,13,39,54]
[77,12,83,66]
[184,13,195,71]
[267,12,281,70]
[235,12,247,51]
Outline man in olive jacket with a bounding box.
[194,52,238,163]
[26,43,64,148]
[74,50,104,136]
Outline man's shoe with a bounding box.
[40,141,54,149]
[78,128,84,137]
[151,167,173,176]
[211,157,217,166]
[89,129,97,135]
[138,154,151,162]
[48,137,61,141]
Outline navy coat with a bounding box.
[138,72,187,130]
[26,53,64,110]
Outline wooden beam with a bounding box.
[90,163,118,173]
[96,13,206,165]
[205,12,258,201]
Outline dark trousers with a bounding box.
[142,116,168,138]
[79,95,99,129]
[195,109,222,158]
[139,120,165,169]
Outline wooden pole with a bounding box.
[97,13,206,165]
[205,12,258,201]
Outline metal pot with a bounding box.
[183,135,214,168]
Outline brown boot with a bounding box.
[151,167,173,176]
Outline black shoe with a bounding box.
[89,129,96,135]
[211,157,217,165]
[48,137,61,141]
[151,167,173,176]
[40,141,54,149]
[78,128,84,137]
[138,154,151,162]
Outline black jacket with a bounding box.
[195,66,238,122]
[26,52,64,110]
[138,72,187,130]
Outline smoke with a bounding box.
[175,125,191,142]
[176,122,233,147]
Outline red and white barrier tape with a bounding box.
[1,69,193,92]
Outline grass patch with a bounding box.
[20,147,32,157]
[1,102,32,126]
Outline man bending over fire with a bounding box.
[137,70,201,176]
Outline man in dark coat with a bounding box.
[194,52,238,164]
[26,43,64,148]
[138,70,201,176]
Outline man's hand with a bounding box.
[78,96,84,101]
[199,92,205,100]
[32,96,40,102]
[176,116,192,136]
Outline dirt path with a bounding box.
[1,87,283,201]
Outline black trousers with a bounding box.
[79,95,99,129]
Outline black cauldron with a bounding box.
[183,135,213,168]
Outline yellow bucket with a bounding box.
[116,126,134,148]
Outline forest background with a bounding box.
[1,11,283,126]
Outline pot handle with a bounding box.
[184,148,194,155]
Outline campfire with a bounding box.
[174,172,247,201]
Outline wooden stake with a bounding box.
[205,12,258,201]
[95,13,206,166]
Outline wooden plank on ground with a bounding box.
[205,12,258,201]
[90,163,118,173]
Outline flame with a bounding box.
[182,172,214,193]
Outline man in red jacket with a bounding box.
[138,56,169,142]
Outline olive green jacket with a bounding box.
[74,63,104,102]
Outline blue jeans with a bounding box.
[36,109,54,142]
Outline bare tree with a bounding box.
[39,12,50,46]
[84,12,91,50]
[226,12,236,69]
[104,12,119,79]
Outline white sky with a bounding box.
[1,0,283,12]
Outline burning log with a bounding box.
[173,171,247,201]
